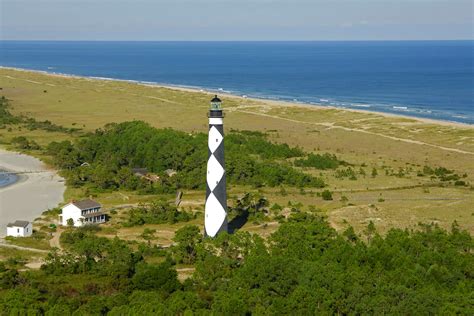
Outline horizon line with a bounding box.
[1,39,473,43]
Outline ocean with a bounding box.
[0,41,473,124]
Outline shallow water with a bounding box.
[0,170,17,188]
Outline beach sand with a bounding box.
[0,149,65,237]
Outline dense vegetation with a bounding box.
[335,167,358,180]
[226,130,303,159]
[47,121,325,192]
[228,192,270,223]
[422,165,466,182]
[0,96,22,125]
[1,215,472,314]
[0,95,80,133]
[10,136,41,150]
[125,199,193,226]
[294,152,344,169]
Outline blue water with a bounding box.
[0,170,18,188]
[1,41,473,124]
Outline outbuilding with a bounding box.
[6,220,33,237]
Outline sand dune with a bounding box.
[0,149,65,237]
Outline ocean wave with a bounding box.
[89,76,118,81]
[139,81,160,85]
[393,106,409,110]
[351,104,371,108]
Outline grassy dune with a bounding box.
[1,67,473,235]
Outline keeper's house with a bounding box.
[7,220,33,237]
[60,199,106,227]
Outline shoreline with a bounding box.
[0,148,65,237]
[0,168,21,189]
[1,66,472,129]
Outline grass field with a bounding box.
[5,236,52,251]
[0,245,47,270]
[1,67,473,239]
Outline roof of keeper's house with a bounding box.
[7,220,30,228]
[71,199,101,210]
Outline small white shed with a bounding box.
[6,220,33,237]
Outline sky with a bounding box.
[1,0,473,41]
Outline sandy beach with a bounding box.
[0,149,65,237]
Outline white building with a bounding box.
[7,220,33,237]
[60,199,106,227]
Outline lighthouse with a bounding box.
[204,95,228,237]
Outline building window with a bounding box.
[17,228,19,233]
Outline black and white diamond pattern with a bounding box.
[205,124,228,237]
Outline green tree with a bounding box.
[364,220,377,243]
[141,228,156,245]
[294,153,342,169]
[132,261,180,293]
[172,225,202,264]
[371,167,378,177]
[343,226,358,242]
[321,190,333,201]
[127,199,192,226]
[0,269,20,289]
[11,136,39,150]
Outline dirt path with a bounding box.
[236,109,474,156]
[49,227,63,250]
[0,239,47,270]
[24,261,44,270]
[176,267,195,281]
[243,221,279,229]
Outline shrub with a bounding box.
[335,167,357,180]
[294,153,343,169]
[126,200,192,226]
[11,136,40,150]
[321,190,333,201]
[132,261,180,293]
